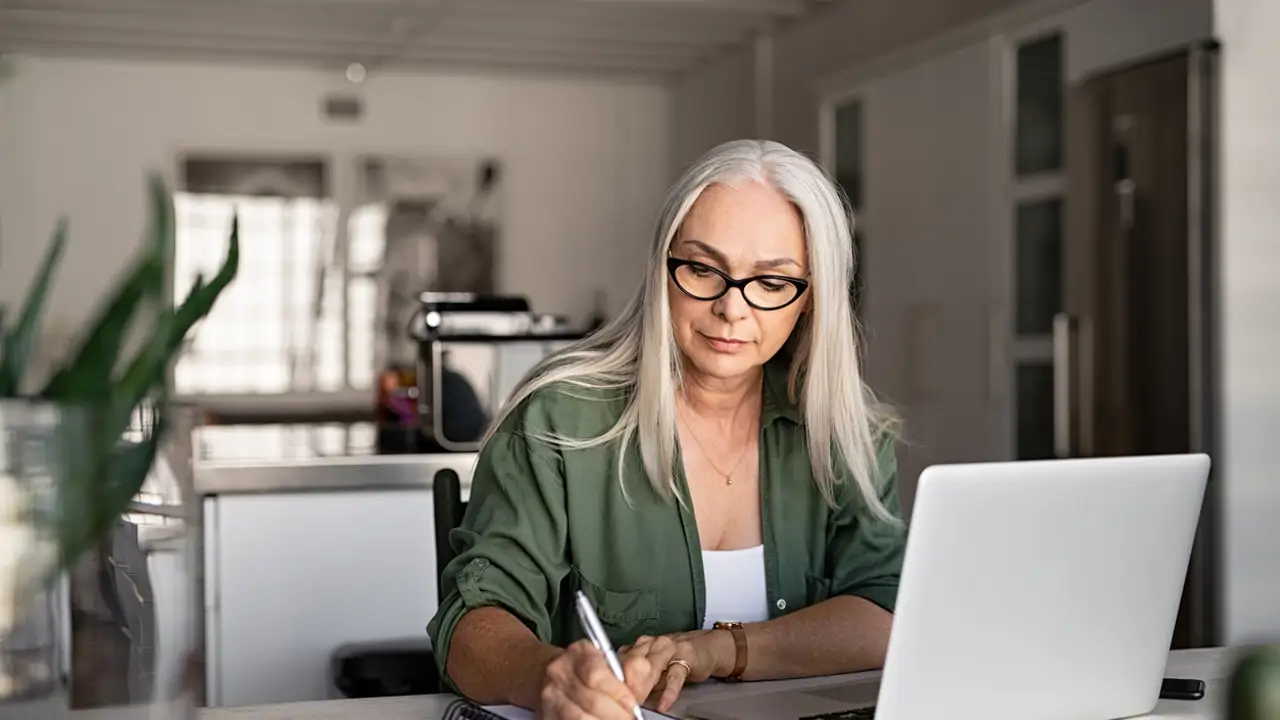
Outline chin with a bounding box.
[685,349,763,382]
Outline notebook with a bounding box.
[443,699,678,720]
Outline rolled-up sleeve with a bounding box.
[427,428,569,690]
[826,437,908,613]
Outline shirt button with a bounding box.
[776,598,787,610]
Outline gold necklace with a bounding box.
[678,412,750,486]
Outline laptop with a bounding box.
[684,454,1210,720]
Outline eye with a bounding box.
[758,280,790,293]
[688,264,716,277]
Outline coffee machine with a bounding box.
[398,293,583,453]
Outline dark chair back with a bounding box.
[432,468,467,603]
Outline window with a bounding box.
[173,154,500,404]
[1015,34,1064,177]
[173,192,344,394]
[831,97,866,312]
[172,156,381,396]
[1009,32,1065,460]
[1014,197,1063,336]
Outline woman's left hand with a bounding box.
[619,631,734,713]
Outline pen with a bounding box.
[574,589,646,720]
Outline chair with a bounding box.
[432,468,467,602]
[330,467,467,698]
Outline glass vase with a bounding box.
[0,400,201,720]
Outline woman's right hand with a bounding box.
[537,639,657,720]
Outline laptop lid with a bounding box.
[874,454,1209,720]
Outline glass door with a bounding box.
[1010,31,1065,460]
[831,98,866,314]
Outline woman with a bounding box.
[427,139,906,719]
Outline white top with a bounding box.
[700,544,770,629]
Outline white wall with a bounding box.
[857,39,1004,512]
[669,49,755,179]
[0,56,668,340]
[771,0,1026,155]
[1062,0,1214,80]
[1215,0,1280,646]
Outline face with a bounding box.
[667,180,810,383]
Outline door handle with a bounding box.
[1053,313,1076,458]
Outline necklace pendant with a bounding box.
[726,476,734,486]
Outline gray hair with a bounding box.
[485,139,899,521]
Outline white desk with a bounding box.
[194,647,1231,720]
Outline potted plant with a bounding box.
[0,175,239,718]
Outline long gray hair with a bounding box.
[486,139,899,521]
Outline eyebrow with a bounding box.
[679,239,802,272]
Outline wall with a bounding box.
[0,55,669,341]
[856,39,1003,511]
[771,0,1025,155]
[1062,0,1214,80]
[1215,0,1280,646]
[669,49,755,178]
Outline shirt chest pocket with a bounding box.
[570,565,660,644]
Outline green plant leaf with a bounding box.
[146,173,175,308]
[31,177,240,577]
[171,215,239,340]
[42,175,185,401]
[0,217,67,396]
[41,253,163,400]
[57,413,166,572]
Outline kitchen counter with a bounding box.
[197,452,477,707]
[195,453,478,495]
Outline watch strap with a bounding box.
[713,621,748,681]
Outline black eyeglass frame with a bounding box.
[666,257,810,311]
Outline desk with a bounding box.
[197,647,1231,720]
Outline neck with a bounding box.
[678,365,763,422]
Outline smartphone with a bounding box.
[1160,677,1206,701]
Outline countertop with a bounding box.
[195,453,478,495]
[192,647,1233,719]
[8,647,1229,719]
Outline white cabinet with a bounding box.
[201,454,475,708]
[205,490,435,706]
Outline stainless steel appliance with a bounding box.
[412,293,584,452]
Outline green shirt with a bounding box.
[427,357,907,687]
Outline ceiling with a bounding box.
[0,0,839,78]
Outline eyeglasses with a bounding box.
[666,257,809,311]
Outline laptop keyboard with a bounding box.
[798,708,876,720]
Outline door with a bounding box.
[1063,45,1218,649]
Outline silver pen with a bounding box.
[574,590,646,720]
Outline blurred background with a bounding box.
[0,0,1276,711]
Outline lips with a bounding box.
[700,332,749,352]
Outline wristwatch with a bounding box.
[712,621,748,681]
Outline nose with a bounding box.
[712,285,751,323]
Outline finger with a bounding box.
[657,660,690,713]
[621,654,655,703]
[571,653,641,720]
[624,634,655,653]
[645,635,680,668]
[619,635,654,667]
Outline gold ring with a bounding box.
[666,659,692,674]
